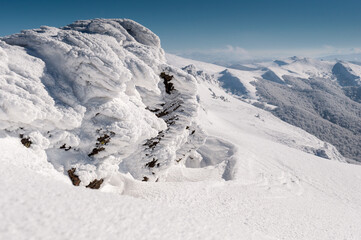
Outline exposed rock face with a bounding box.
[67,168,81,186]
[86,179,104,189]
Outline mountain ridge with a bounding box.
[168,53,361,163]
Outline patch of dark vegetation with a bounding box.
[142,176,149,182]
[20,136,32,148]
[160,72,173,82]
[145,158,158,168]
[88,131,115,157]
[97,134,111,145]
[143,131,164,149]
[86,179,104,189]
[156,104,176,118]
[156,100,182,119]
[156,110,168,118]
[171,104,181,112]
[88,147,105,157]
[160,72,174,94]
[67,168,81,186]
[60,143,72,151]
[144,140,159,149]
[165,115,179,126]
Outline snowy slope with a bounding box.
[167,53,259,98]
[168,54,361,163]
[258,57,335,80]
[1,19,361,240]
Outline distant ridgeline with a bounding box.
[220,58,361,163]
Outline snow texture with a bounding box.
[1,19,361,240]
[0,19,203,183]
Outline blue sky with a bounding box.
[1,0,361,61]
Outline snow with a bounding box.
[1,19,361,240]
[167,53,259,98]
[0,19,202,183]
[280,58,334,79]
[2,120,361,240]
[341,61,361,83]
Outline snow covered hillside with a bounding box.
[1,19,361,240]
[168,54,361,163]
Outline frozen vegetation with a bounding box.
[1,19,361,239]
[255,75,361,162]
[254,59,361,162]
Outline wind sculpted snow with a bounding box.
[0,19,204,184]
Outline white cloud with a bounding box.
[170,45,252,64]
[169,45,361,64]
[350,48,361,54]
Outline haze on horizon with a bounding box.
[1,0,361,62]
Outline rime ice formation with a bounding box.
[0,19,204,184]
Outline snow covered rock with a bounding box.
[0,19,203,184]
